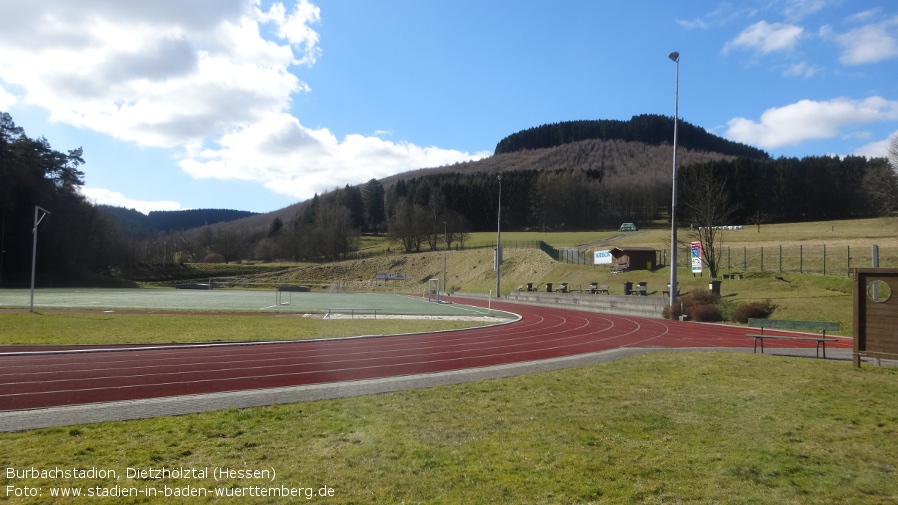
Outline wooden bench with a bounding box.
[585,283,610,294]
[611,263,629,274]
[723,272,743,279]
[745,318,840,359]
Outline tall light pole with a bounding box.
[442,220,447,300]
[495,174,502,298]
[668,51,680,313]
[30,205,51,312]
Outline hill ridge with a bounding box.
[494,114,769,159]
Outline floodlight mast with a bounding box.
[30,206,50,312]
[495,174,502,298]
[668,51,680,313]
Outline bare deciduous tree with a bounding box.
[681,165,739,278]
[889,135,898,171]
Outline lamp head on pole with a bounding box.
[669,51,679,62]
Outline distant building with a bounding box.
[610,247,657,271]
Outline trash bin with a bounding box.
[546,282,553,293]
[708,280,722,296]
[623,281,633,296]
[526,282,533,292]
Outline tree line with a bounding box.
[0,112,123,285]
[100,207,257,237]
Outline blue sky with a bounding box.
[2,0,897,213]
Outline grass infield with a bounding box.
[0,289,510,345]
[1,352,897,503]
[0,312,491,346]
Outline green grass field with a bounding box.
[2,353,897,504]
[0,290,511,345]
[0,312,491,346]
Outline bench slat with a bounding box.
[747,318,839,332]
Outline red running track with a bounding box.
[0,299,851,411]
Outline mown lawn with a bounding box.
[2,352,897,504]
[0,312,487,346]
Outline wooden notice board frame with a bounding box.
[853,268,898,367]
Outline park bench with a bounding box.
[745,318,840,359]
[585,283,610,294]
[633,282,647,296]
[723,272,744,279]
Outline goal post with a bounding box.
[427,278,442,303]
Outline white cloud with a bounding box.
[782,61,822,78]
[723,21,804,54]
[178,113,490,201]
[833,15,898,65]
[781,0,829,21]
[725,96,898,149]
[852,136,894,159]
[80,188,182,214]
[676,4,758,30]
[0,0,486,203]
[0,0,311,148]
[0,85,15,109]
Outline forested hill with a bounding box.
[99,206,258,237]
[494,114,769,159]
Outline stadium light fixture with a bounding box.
[668,51,680,313]
[30,205,51,312]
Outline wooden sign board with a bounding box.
[853,268,898,367]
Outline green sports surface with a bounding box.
[0,288,506,317]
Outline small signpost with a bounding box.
[691,241,702,275]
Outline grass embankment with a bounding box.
[0,312,486,346]
[2,352,897,503]
[245,217,898,332]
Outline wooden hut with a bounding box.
[609,247,658,271]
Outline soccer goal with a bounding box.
[426,278,442,303]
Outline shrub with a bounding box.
[731,299,778,324]
[689,303,723,322]
[662,288,722,320]
[202,253,226,264]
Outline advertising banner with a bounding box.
[691,241,702,274]
[594,250,613,265]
